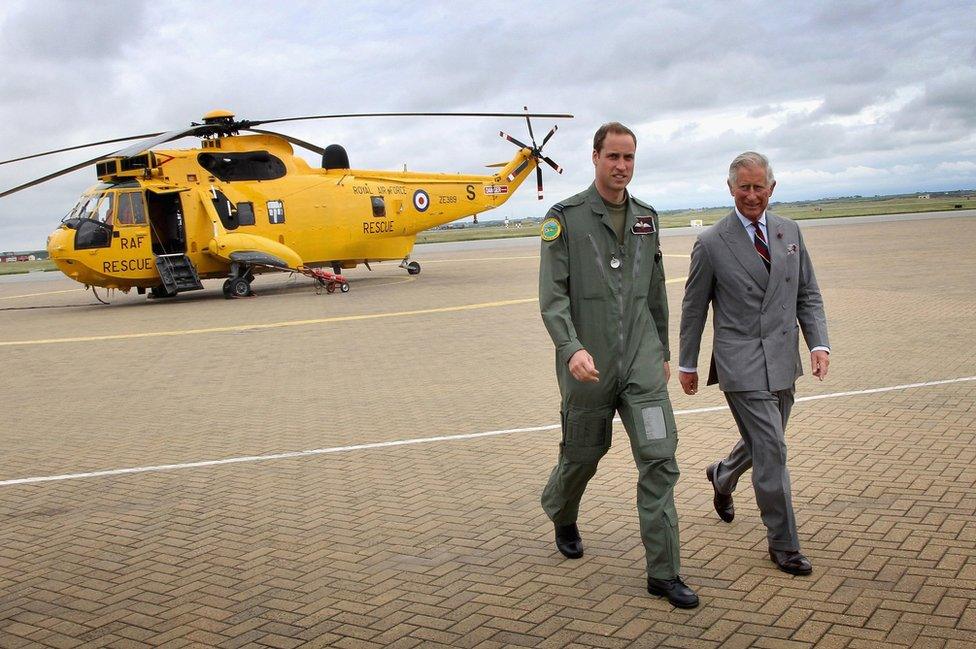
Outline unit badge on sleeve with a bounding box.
[541,217,562,241]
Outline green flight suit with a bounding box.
[539,183,680,579]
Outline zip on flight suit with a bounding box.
[539,182,681,579]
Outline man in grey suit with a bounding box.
[678,152,830,575]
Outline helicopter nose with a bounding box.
[47,227,85,279]
[47,226,74,256]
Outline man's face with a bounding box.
[593,132,636,197]
[728,164,775,222]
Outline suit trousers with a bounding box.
[711,388,800,551]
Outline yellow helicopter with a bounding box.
[0,109,571,299]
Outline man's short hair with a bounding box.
[593,122,637,153]
[728,151,775,186]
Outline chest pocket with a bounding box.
[571,233,609,299]
[631,231,658,298]
[782,239,801,280]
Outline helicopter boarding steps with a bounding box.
[154,254,204,295]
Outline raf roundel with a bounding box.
[413,189,430,212]
[541,217,562,242]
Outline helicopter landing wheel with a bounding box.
[406,261,421,275]
[150,285,175,299]
[340,282,350,293]
[226,277,251,298]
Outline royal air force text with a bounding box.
[358,184,477,234]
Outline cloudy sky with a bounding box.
[1,0,974,250]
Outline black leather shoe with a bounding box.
[647,576,699,609]
[554,523,583,559]
[768,548,813,575]
[706,462,734,523]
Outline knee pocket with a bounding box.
[561,407,612,463]
[626,398,678,461]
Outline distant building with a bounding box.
[918,194,931,199]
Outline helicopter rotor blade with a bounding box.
[248,111,573,128]
[0,152,111,199]
[112,125,213,159]
[0,132,164,167]
[541,124,558,148]
[523,106,538,149]
[536,165,544,200]
[499,131,530,150]
[0,125,216,199]
[245,128,327,155]
[543,156,564,175]
[0,111,573,167]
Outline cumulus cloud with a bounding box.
[1,0,148,61]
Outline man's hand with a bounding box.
[663,361,671,383]
[811,350,830,381]
[679,370,698,395]
[568,349,600,383]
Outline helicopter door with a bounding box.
[146,190,187,255]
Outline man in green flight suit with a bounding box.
[539,122,698,608]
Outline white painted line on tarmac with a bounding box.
[0,288,83,301]
[422,255,539,263]
[422,254,689,264]
[0,425,561,487]
[2,376,973,489]
[0,297,538,347]
[667,376,976,415]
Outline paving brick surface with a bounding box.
[1,213,974,647]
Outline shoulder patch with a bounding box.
[561,193,586,207]
[540,217,562,242]
[632,196,658,215]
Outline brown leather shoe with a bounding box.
[706,462,734,523]
[768,548,813,575]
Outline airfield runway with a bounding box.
[1,212,974,648]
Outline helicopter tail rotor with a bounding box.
[498,107,564,200]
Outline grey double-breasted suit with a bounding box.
[679,210,828,550]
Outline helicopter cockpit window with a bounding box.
[115,191,147,226]
[237,202,255,226]
[72,191,114,250]
[197,151,286,182]
[65,195,95,221]
[92,193,115,225]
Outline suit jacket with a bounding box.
[679,210,829,392]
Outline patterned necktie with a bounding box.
[753,222,771,272]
